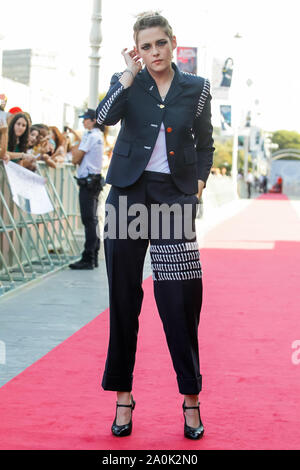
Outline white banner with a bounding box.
[4,162,54,214]
[211,57,234,100]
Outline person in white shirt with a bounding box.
[69,109,104,270]
[246,170,254,198]
[0,94,12,126]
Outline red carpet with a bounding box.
[0,193,300,450]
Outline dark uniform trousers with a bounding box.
[101,170,203,395]
[79,185,101,264]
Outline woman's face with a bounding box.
[38,129,50,146]
[28,130,39,146]
[83,118,95,130]
[14,117,27,137]
[136,27,177,74]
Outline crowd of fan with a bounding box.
[0,94,112,173]
[0,95,85,172]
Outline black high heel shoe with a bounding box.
[182,401,204,440]
[111,395,136,437]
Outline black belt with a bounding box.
[74,174,105,189]
[143,170,173,182]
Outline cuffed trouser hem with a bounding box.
[102,373,133,392]
[177,375,202,395]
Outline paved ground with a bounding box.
[0,194,266,388]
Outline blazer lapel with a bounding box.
[135,67,161,102]
[163,63,184,105]
[135,63,184,104]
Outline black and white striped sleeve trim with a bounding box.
[195,78,210,118]
[97,76,124,125]
[114,72,123,80]
[181,71,196,77]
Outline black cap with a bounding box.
[78,108,96,120]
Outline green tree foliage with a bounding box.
[213,139,233,168]
[271,130,300,150]
[212,136,252,173]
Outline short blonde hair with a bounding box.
[133,11,173,45]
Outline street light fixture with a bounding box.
[88,0,103,109]
[231,32,243,198]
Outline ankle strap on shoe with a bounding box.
[116,403,133,408]
[183,401,200,411]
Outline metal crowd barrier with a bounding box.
[0,160,250,298]
[0,161,86,297]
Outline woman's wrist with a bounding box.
[120,68,137,89]
[124,68,136,79]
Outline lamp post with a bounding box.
[88,0,102,109]
[0,33,4,78]
[231,32,243,198]
[232,122,239,197]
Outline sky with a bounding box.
[1,0,300,132]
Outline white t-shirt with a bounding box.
[78,128,103,178]
[246,172,254,184]
[145,122,171,174]
[0,110,9,124]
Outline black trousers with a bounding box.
[247,182,252,199]
[102,171,203,395]
[79,185,101,263]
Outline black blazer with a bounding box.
[96,63,214,195]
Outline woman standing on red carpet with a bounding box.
[96,11,214,439]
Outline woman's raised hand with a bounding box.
[121,48,142,76]
[0,117,7,133]
[0,153,10,164]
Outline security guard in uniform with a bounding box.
[69,109,105,270]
